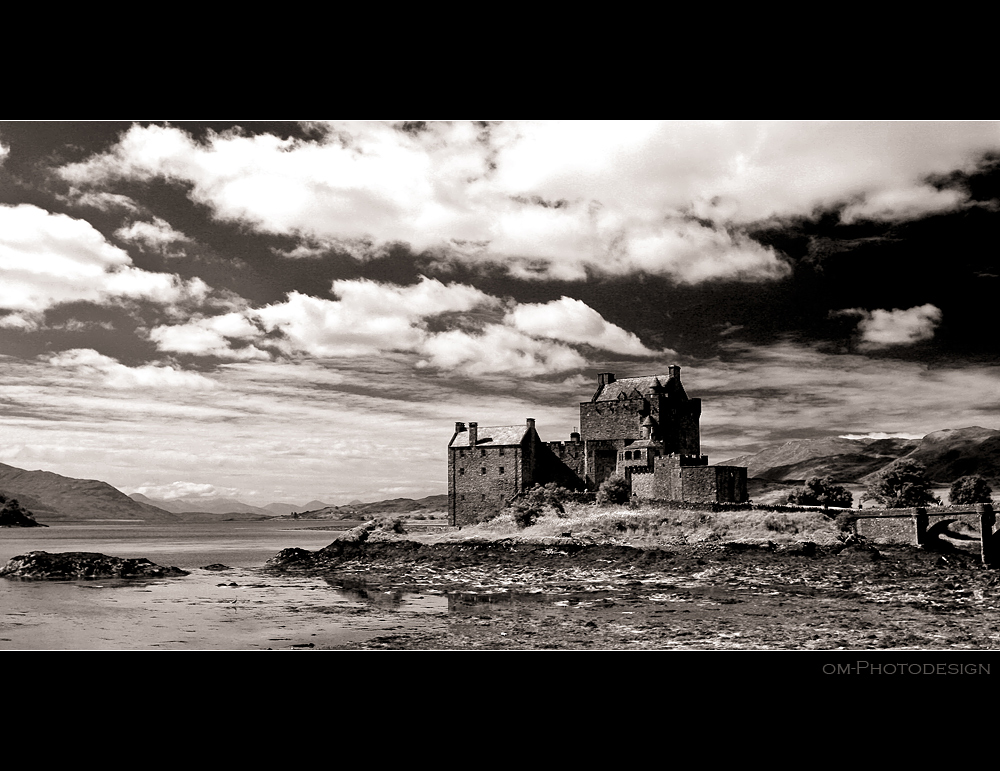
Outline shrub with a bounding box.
[596,475,631,506]
[833,511,857,533]
[377,516,406,534]
[506,483,571,529]
[862,459,941,508]
[785,476,853,509]
[949,475,994,505]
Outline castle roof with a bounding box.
[594,374,686,402]
[449,425,529,448]
[624,438,664,450]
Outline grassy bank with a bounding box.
[420,501,845,547]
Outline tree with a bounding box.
[949,475,994,505]
[785,476,853,508]
[862,459,941,508]
[596,474,631,506]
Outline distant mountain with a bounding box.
[295,494,449,520]
[0,463,176,522]
[128,494,273,517]
[724,427,1000,487]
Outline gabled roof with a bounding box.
[450,425,529,448]
[594,374,686,402]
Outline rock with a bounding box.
[202,563,232,571]
[332,521,379,544]
[0,551,189,580]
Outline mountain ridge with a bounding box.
[722,426,1000,486]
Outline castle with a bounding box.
[447,367,748,525]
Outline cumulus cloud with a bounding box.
[45,348,218,390]
[115,217,193,256]
[0,204,210,320]
[146,276,663,376]
[148,312,270,360]
[836,304,943,349]
[57,121,999,284]
[253,277,498,358]
[506,296,666,356]
[417,325,587,376]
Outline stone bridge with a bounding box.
[852,503,997,566]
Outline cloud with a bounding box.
[65,189,141,213]
[506,296,666,356]
[148,312,270,360]
[253,276,498,358]
[416,324,587,376]
[128,481,240,500]
[45,348,219,390]
[147,276,665,376]
[0,204,210,320]
[58,121,1000,284]
[836,304,943,349]
[115,217,193,256]
[0,141,8,166]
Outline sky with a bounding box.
[1,120,998,507]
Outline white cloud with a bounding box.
[45,348,219,390]
[0,204,210,317]
[416,324,587,376]
[115,217,192,256]
[838,304,943,349]
[129,481,240,500]
[147,276,665,376]
[59,121,1000,284]
[148,312,269,360]
[506,296,665,356]
[65,189,141,213]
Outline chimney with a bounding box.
[668,365,681,381]
[597,373,616,388]
[454,421,466,434]
[526,418,536,432]
[469,422,478,447]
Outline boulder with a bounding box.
[0,551,188,579]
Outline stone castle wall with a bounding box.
[449,443,527,525]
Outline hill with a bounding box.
[129,493,274,517]
[294,494,449,520]
[724,427,1000,487]
[0,463,177,522]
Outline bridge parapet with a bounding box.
[851,504,996,566]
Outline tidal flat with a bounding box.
[3,517,1000,650]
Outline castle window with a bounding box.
[481,494,486,501]
[460,494,465,501]
[459,468,465,475]
[499,467,505,474]
[480,449,486,457]
[499,448,504,456]
[481,467,486,475]
[625,451,633,460]
[459,449,465,457]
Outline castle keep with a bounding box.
[448,367,748,525]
